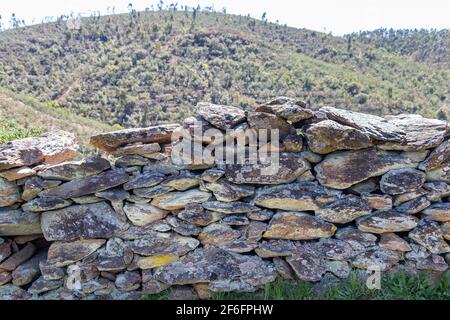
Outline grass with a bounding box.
[142,271,450,300]
[0,110,44,143]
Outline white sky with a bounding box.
[1,0,449,35]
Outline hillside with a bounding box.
[0,10,449,128]
[0,88,114,153]
[347,28,450,68]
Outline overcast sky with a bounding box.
[1,0,449,35]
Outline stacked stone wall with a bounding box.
[0,97,449,300]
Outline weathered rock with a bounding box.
[28,277,63,295]
[348,177,380,195]
[421,203,450,222]
[380,168,426,195]
[0,176,20,207]
[129,232,199,256]
[203,179,254,202]
[137,255,179,269]
[47,239,105,267]
[133,185,174,199]
[161,173,199,191]
[281,132,303,152]
[115,155,150,167]
[202,201,259,214]
[247,209,274,221]
[225,152,310,185]
[142,271,170,294]
[416,255,449,272]
[112,142,161,158]
[95,238,133,272]
[0,285,31,300]
[200,168,225,183]
[325,260,351,279]
[22,197,72,212]
[263,211,336,240]
[286,246,326,282]
[408,219,450,254]
[196,102,246,130]
[71,195,103,204]
[12,250,46,286]
[90,124,180,152]
[95,189,129,203]
[393,188,428,206]
[115,271,141,292]
[123,203,169,226]
[151,189,211,210]
[419,140,450,183]
[0,243,36,271]
[0,270,12,286]
[361,194,392,210]
[273,257,296,280]
[304,120,372,154]
[357,210,419,233]
[255,97,314,123]
[423,182,450,201]
[351,247,401,271]
[379,233,412,252]
[177,203,224,226]
[37,156,110,181]
[198,223,241,246]
[180,115,224,145]
[0,130,77,170]
[405,243,431,262]
[0,240,11,263]
[247,111,296,139]
[395,196,430,214]
[21,177,45,201]
[154,246,276,292]
[441,222,450,241]
[313,238,357,260]
[254,240,297,258]
[0,166,35,181]
[39,261,65,280]
[222,215,249,226]
[377,115,449,151]
[165,216,203,236]
[123,171,165,191]
[316,195,372,224]
[0,208,41,236]
[337,226,379,251]
[254,181,338,211]
[315,148,427,189]
[319,106,405,143]
[41,202,126,241]
[41,169,129,199]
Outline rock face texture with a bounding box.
[0,99,448,300]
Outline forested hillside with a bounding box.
[347,28,449,68]
[0,10,449,127]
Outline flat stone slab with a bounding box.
[357,210,419,233]
[47,239,106,267]
[37,156,110,181]
[254,181,338,211]
[153,246,276,292]
[196,102,246,130]
[41,202,126,241]
[225,152,310,185]
[263,211,337,240]
[90,124,180,152]
[315,148,427,189]
[0,130,78,170]
[151,189,211,210]
[41,169,130,199]
[304,119,372,154]
[0,208,42,236]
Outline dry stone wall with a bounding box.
[0,97,449,300]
